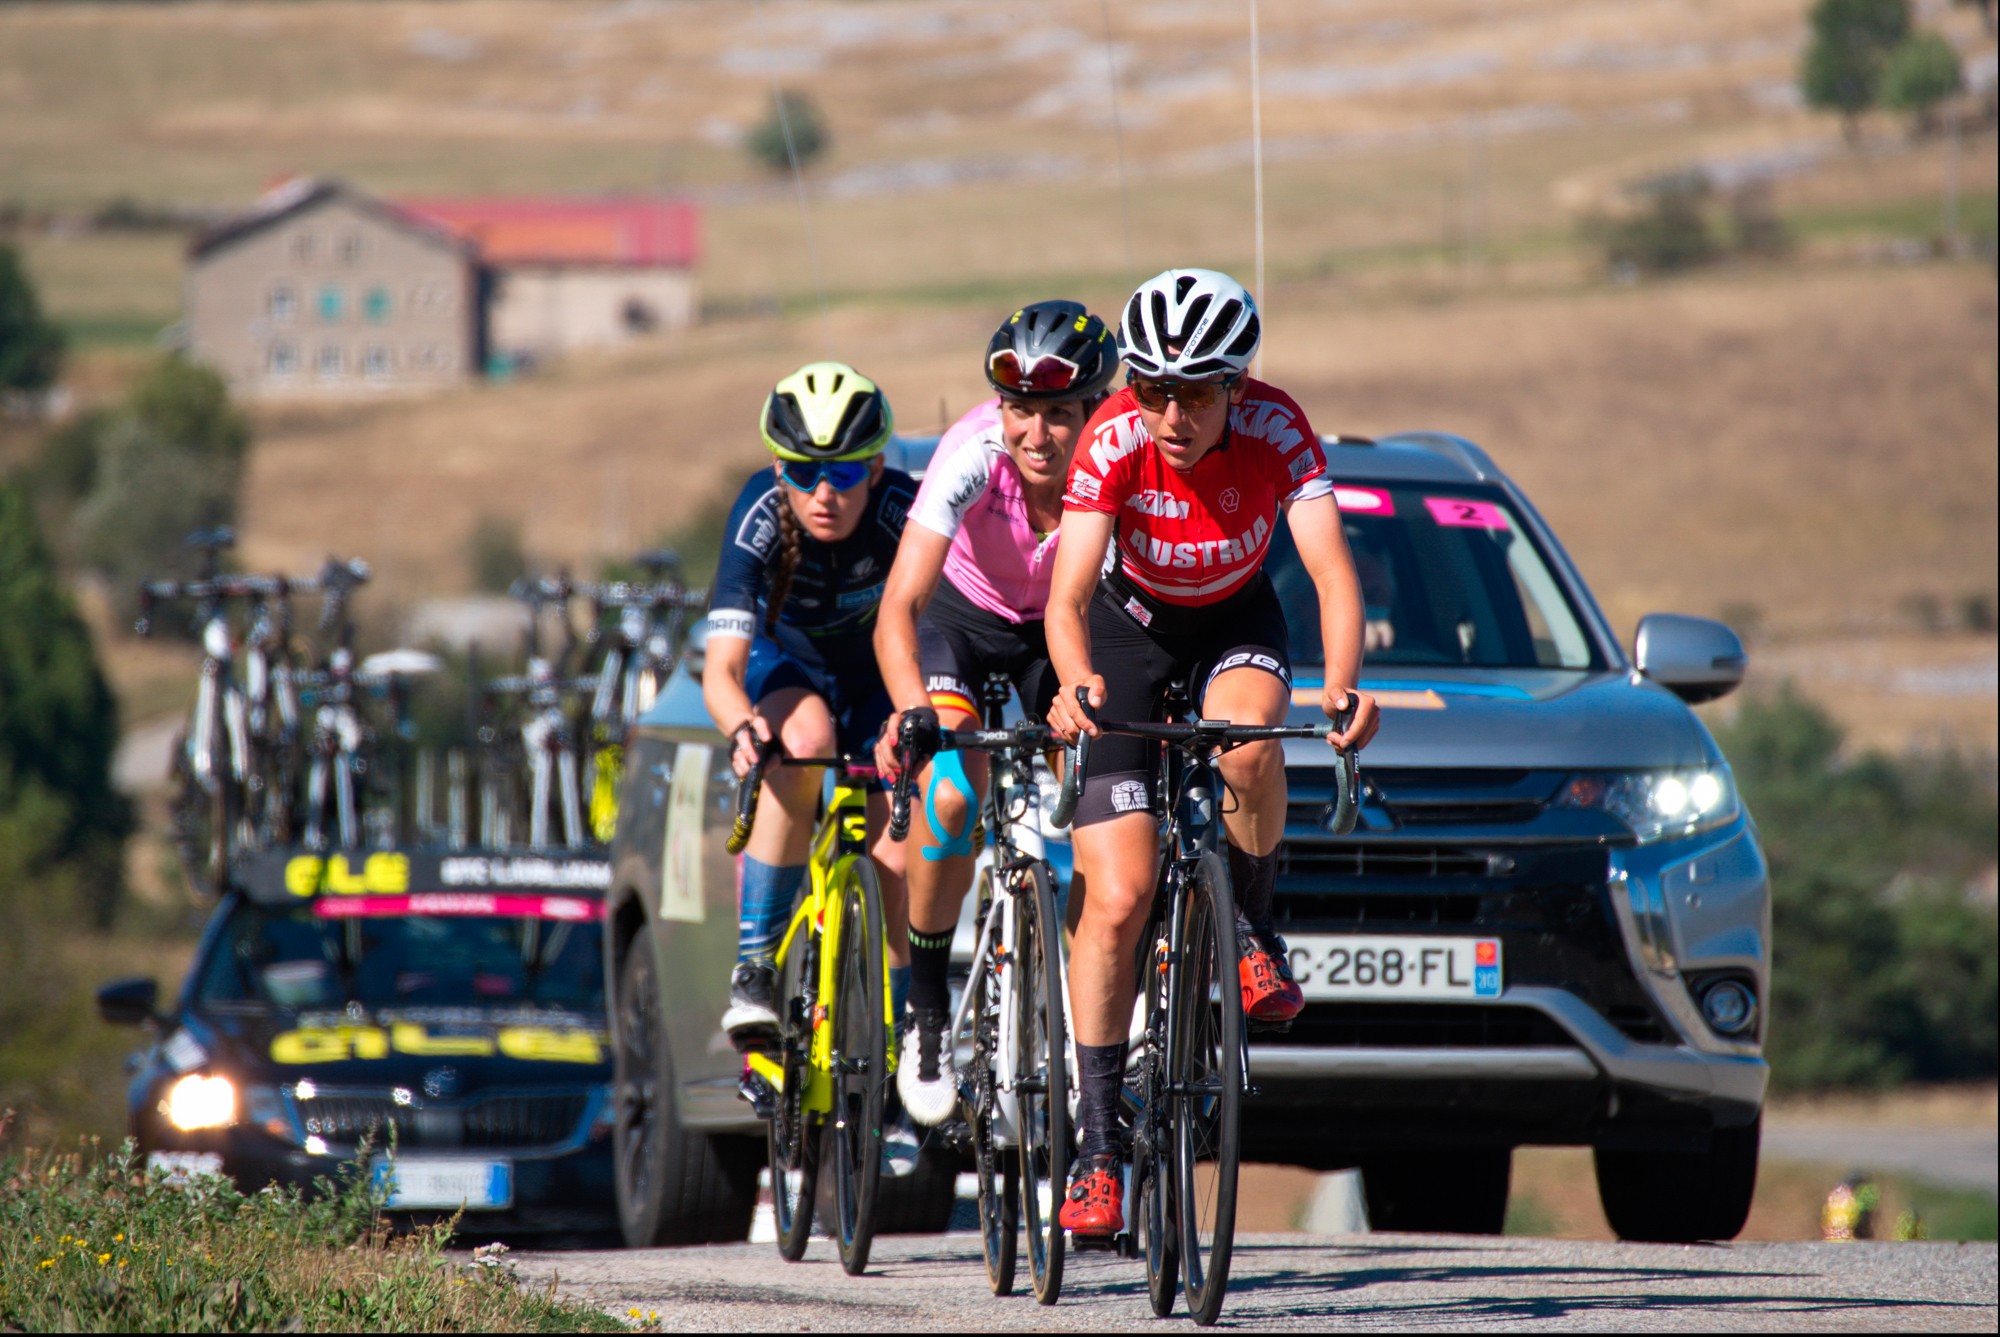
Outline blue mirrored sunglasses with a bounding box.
[779,458,872,493]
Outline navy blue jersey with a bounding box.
[707,467,916,672]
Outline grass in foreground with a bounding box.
[0,1126,624,1333]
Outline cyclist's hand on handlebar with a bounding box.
[876,705,940,781]
[1324,685,1380,751]
[1047,676,1106,744]
[729,715,773,779]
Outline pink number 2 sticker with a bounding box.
[1425,497,1510,530]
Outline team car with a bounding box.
[98,848,618,1237]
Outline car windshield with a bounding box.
[1270,482,1602,671]
[196,901,604,1013]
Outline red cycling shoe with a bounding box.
[1058,1156,1125,1235]
[1240,929,1305,1023]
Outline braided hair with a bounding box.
[763,486,804,637]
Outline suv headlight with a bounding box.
[163,1073,238,1131]
[1557,766,1739,845]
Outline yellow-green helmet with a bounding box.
[759,361,894,462]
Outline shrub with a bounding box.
[1800,0,1914,137]
[1714,687,1998,1090]
[1881,30,1965,135]
[745,88,828,175]
[467,513,528,594]
[0,242,63,395]
[1589,172,1718,278]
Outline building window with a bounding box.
[363,286,391,323]
[362,346,392,380]
[268,342,298,376]
[317,345,344,379]
[269,284,298,322]
[408,282,453,315]
[317,285,344,322]
[292,231,316,264]
[340,233,365,265]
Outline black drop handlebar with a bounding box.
[886,711,1059,843]
[1047,686,1362,832]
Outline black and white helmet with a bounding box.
[984,300,1119,401]
[1118,268,1261,381]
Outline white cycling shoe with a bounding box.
[896,1007,959,1128]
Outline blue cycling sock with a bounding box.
[737,859,806,966]
[890,965,910,1023]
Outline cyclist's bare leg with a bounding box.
[1066,812,1157,1047]
[1200,666,1290,858]
[745,686,835,866]
[902,706,984,943]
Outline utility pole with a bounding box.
[1944,110,1964,257]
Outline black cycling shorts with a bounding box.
[917,576,1060,723]
[1072,573,1292,829]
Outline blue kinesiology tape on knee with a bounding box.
[920,748,976,863]
[738,858,806,965]
[889,965,910,1022]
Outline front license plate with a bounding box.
[1286,935,1502,1001]
[372,1158,513,1210]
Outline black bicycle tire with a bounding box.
[1017,859,1069,1305]
[771,925,821,1262]
[1141,902,1180,1318]
[1174,849,1242,1327]
[970,870,1017,1296]
[830,860,886,1276]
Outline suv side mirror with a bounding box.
[97,977,161,1027]
[1634,614,1747,704]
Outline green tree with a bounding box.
[1588,172,1718,278]
[1800,0,1914,138]
[1881,30,1964,135]
[0,243,63,395]
[745,89,828,175]
[0,482,130,926]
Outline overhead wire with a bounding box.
[1248,0,1267,380]
[750,0,832,356]
[1097,0,1137,297]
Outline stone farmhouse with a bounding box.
[185,178,701,396]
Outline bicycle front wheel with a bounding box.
[1172,850,1243,1327]
[968,870,1018,1296]
[1015,859,1069,1305]
[770,924,821,1262]
[828,859,886,1276]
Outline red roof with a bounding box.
[396,197,700,269]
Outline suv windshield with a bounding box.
[1269,482,1601,671]
[196,901,604,1013]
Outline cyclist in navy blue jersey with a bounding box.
[703,363,918,1078]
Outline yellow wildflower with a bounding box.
[118,1260,128,1269]
[628,1309,642,1318]
[113,1233,124,1243]
[38,1260,54,1271]
[97,1252,111,1266]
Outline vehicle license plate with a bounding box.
[372,1158,513,1210]
[1285,936,1502,1001]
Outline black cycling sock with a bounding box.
[1075,1040,1129,1161]
[1228,842,1280,937]
[907,925,955,1015]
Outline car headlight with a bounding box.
[163,1073,238,1131]
[1557,766,1739,845]
[1031,756,1070,843]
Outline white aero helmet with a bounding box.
[1118,268,1261,381]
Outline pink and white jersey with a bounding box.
[908,398,1060,624]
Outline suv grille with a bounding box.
[1290,766,1564,830]
[1286,1003,1574,1049]
[295,1091,589,1149]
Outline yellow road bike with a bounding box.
[729,745,895,1275]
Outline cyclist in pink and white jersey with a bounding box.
[873,300,1119,1125]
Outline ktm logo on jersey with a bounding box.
[1126,489,1191,519]
[1087,414,1146,475]
[1231,401,1305,455]
[1124,515,1271,570]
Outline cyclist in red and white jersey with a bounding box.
[1044,268,1380,1235]
[873,300,1119,1125]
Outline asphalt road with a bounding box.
[514,1234,1997,1332]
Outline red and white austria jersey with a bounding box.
[1063,379,1331,607]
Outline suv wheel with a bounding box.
[873,1140,960,1235]
[614,930,758,1246]
[1360,1148,1511,1234]
[1595,1115,1760,1243]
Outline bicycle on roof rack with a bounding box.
[479,573,598,850]
[1048,685,1356,1326]
[575,551,708,842]
[890,673,1071,1304]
